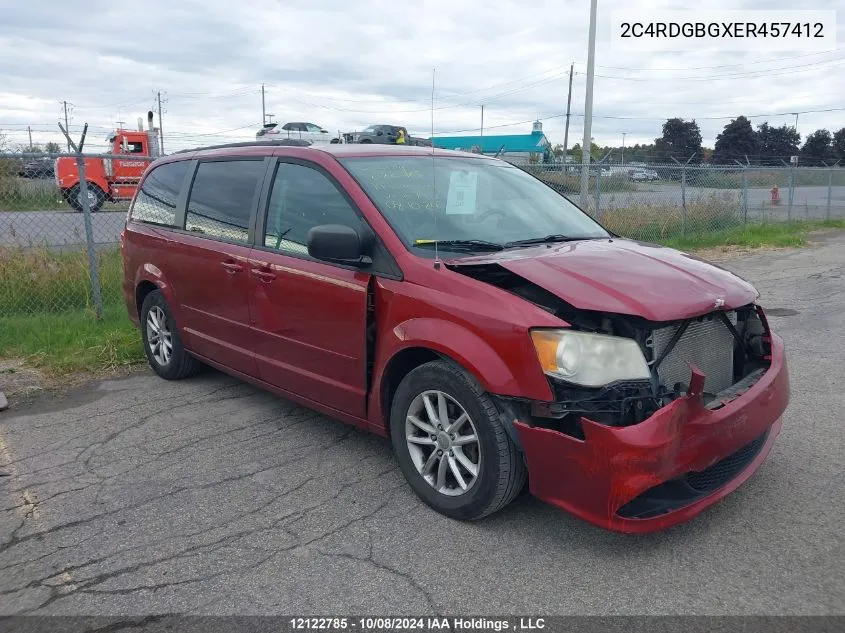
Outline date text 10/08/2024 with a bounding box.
[289,617,547,631]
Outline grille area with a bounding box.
[650,311,737,395]
[685,432,768,492]
[616,430,769,519]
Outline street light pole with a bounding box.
[579,0,598,212]
[622,132,627,166]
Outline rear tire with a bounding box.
[140,290,202,380]
[390,359,526,521]
[67,182,106,213]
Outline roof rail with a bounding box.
[174,139,312,154]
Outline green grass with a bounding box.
[0,246,145,375]
[0,303,144,375]
[660,219,845,251]
[0,178,67,211]
[0,247,125,313]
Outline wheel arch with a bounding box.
[135,279,159,320]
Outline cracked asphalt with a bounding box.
[1,233,844,616]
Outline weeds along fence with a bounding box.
[0,151,152,319]
[523,162,845,242]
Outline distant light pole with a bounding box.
[579,0,598,212]
[621,132,626,166]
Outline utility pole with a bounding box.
[27,126,33,151]
[262,83,266,124]
[622,132,626,166]
[579,0,598,211]
[157,91,164,154]
[63,100,71,152]
[562,62,574,166]
[480,105,484,137]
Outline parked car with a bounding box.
[257,122,339,145]
[121,143,789,533]
[18,157,55,179]
[630,169,659,182]
[353,124,430,146]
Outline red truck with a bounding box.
[55,111,161,212]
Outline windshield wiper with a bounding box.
[504,234,594,248]
[414,239,505,252]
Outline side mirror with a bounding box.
[307,224,371,265]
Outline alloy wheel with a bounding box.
[405,390,481,496]
[146,306,173,366]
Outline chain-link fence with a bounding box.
[0,151,152,318]
[3,149,844,319]
[523,162,845,241]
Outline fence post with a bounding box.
[595,165,602,221]
[742,167,749,223]
[735,159,749,224]
[60,122,104,320]
[788,163,795,221]
[592,150,612,221]
[673,155,695,236]
[824,160,839,221]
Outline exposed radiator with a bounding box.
[649,311,737,395]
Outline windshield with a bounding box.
[339,156,609,256]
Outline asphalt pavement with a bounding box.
[0,233,844,615]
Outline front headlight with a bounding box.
[530,329,650,388]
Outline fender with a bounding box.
[367,317,554,434]
[133,264,186,332]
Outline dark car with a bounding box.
[18,157,55,179]
[121,143,789,532]
[352,124,429,146]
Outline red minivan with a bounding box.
[121,141,789,533]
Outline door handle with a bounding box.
[251,268,277,282]
[220,261,242,273]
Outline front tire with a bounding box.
[67,182,106,213]
[390,360,526,520]
[140,290,202,380]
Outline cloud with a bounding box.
[1,0,843,152]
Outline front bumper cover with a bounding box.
[514,332,789,533]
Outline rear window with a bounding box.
[185,160,266,244]
[129,160,190,226]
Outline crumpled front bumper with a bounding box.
[514,333,789,533]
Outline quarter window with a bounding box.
[129,160,190,226]
[185,160,265,243]
[263,163,361,256]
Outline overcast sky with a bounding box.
[1,0,843,153]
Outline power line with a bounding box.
[261,65,572,106]
[584,57,845,82]
[594,50,840,71]
[433,107,845,135]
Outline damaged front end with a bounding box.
[524,302,775,439]
[453,262,790,532]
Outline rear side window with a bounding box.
[129,160,190,226]
[185,160,266,244]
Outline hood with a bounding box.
[446,238,758,322]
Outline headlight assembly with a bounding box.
[530,329,650,388]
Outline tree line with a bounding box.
[555,117,845,167]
